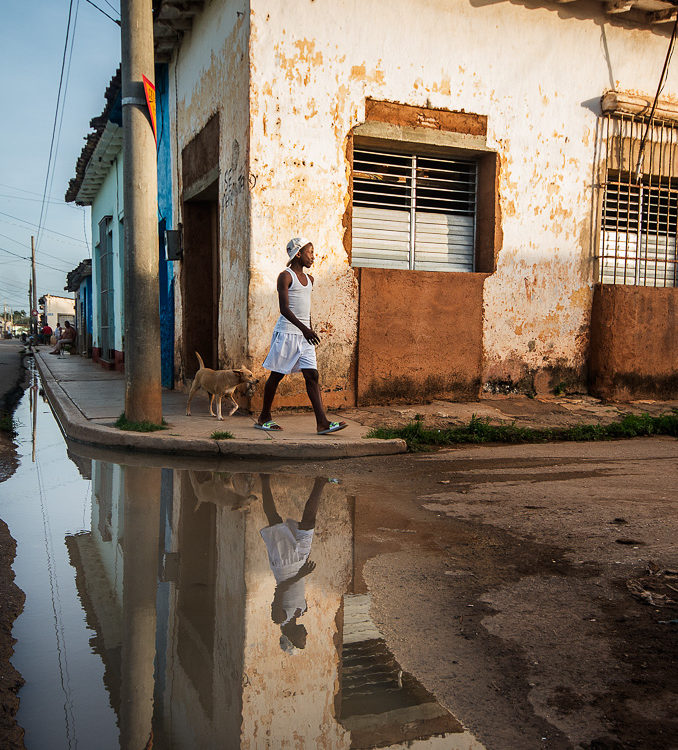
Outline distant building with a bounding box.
[66,259,93,356]
[39,294,75,332]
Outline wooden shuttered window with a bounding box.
[352,148,477,272]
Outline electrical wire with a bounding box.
[0,232,81,265]
[45,0,81,237]
[83,0,120,25]
[634,16,678,182]
[35,0,77,254]
[0,246,73,273]
[0,211,88,244]
[101,0,119,15]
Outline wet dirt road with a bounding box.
[295,440,678,749]
[2,371,677,749]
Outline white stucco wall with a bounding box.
[90,155,124,352]
[171,0,251,378]
[42,295,75,331]
[246,0,678,394]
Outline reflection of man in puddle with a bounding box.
[260,474,326,652]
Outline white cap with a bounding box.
[286,237,312,266]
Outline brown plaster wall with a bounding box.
[364,98,487,136]
[357,269,486,404]
[589,284,678,400]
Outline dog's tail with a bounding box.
[195,351,205,370]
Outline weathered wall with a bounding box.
[247,0,678,403]
[357,269,486,404]
[171,0,251,385]
[589,284,678,400]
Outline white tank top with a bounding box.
[273,268,313,335]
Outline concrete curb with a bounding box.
[35,355,407,460]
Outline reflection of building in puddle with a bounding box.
[65,460,126,717]
[65,459,483,749]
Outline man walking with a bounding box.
[256,237,346,434]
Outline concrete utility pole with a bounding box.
[31,236,37,336]
[120,0,162,424]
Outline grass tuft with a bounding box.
[115,413,167,432]
[366,411,678,451]
[211,430,234,440]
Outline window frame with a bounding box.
[351,138,482,274]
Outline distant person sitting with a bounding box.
[54,323,62,342]
[48,320,76,355]
[259,474,327,653]
[41,323,52,345]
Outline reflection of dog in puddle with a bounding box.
[188,470,258,512]
[186,352,259,420]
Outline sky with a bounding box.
[0,0,121,313]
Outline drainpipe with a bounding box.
[120,0,162,423]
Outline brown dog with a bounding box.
[186,352,259,420]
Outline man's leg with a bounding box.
[260,474,283,526]
[258,371,285,425]
[301,369,333,432]
[298,476,326,530]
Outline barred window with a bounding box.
[598,114,678,287]
[351,147,477,272]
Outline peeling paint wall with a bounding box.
[171,0,251,385]
[247,0,678,400]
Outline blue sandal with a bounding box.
[254,421,283,431]
[317,421,347,435]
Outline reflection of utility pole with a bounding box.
[120,0,162,424]
[31,236,37,337]
[120,465,161,749]
[31,370,37,463]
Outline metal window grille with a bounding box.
[598,113,678,287]
[352,148,477,272]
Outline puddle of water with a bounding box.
[2,371,483,749]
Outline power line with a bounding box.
[0,193,80,208]
[0,211,87,244]
[35,0,76,254]
[0,182,77,203]
[45,0,81,241]
[0,246,73,273]
[0,232,81,265]
[83,0,120,25]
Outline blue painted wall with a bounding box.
[84,276,93,334]
[156,63,175,389]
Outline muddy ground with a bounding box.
[283,438,678,750]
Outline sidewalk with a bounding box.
[35,350,678,460]
[34,352,407,459]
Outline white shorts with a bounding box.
[263,331,317,374]
[260,519,314,582]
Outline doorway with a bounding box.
[181,179,219,378]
